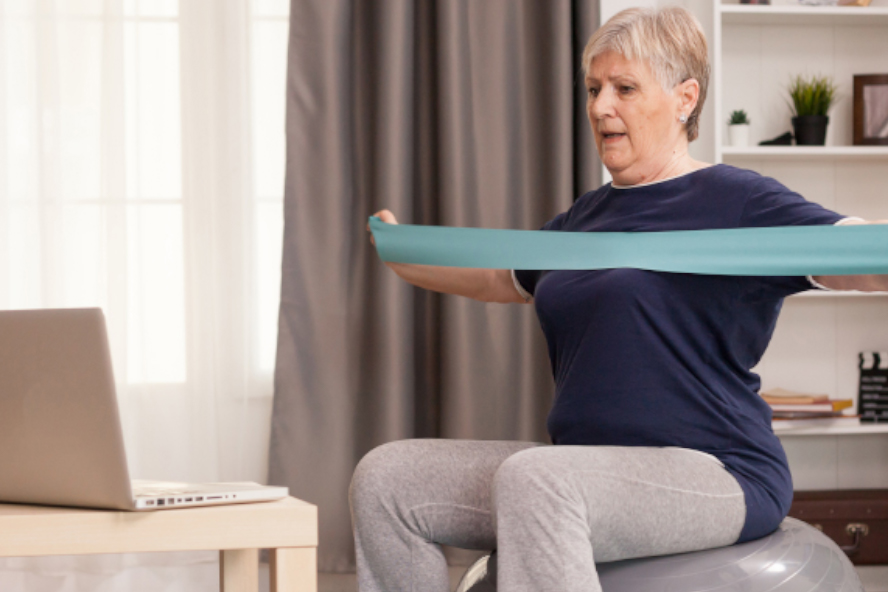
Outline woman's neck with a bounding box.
[611,164,713,189]
[610,150,706,188]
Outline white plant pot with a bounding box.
[728,124,750,147]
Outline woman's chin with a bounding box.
[599,145,630,166]
[602,156,629,176]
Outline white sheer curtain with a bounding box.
[0,0,288,588]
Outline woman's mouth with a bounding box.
[602,133,625,143]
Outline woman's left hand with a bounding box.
[812,219,888,292]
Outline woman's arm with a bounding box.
[368,210,529,304]
[812,219,888,291]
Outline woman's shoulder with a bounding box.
[703,163,771,187]
[580,182,613,202]
[698,165,798,208]
[555,184,613,227]
[679,164,811,228]
[712,165,844,227]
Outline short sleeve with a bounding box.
[806,217,866,291]
[739,175,846,297]
[512,211,569,298]
[739,176,844,228]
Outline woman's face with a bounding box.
[586,51,694,184]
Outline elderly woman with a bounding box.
[353,6,887,592]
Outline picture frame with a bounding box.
[853,74,888,146]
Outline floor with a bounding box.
[846,567,888,592]
[0,556,882,591]
[0,555,470,592]
[313,566,468,592]
[310,566,888,592]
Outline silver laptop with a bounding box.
[0,307,288,511]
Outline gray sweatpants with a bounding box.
[349,439,746,592]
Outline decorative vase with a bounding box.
[728,124,750,147]
[792,115,829,146]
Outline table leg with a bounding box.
[270,547,317,592]
[220,548,259,592]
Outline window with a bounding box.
[1,0,289,391]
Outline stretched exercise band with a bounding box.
[369,217,888,276]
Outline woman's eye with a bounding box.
[587,88,599,98]
[620,86,634,94]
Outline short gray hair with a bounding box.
[582,6,710,142]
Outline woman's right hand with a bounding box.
[365,209,527,304]
[367,209,398,246]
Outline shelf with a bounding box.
[721,146,888,160]
[773,423,888,436]
[720,4,888,26]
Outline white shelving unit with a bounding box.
[774,422,888,436]
[714,1,888,159]
[720,3,888,26]
[713,0,888,487]
[722,146,888,160]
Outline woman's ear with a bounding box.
[677,78,700,116]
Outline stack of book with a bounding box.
[762,388,859,430]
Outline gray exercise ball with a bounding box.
[455,518,863,592]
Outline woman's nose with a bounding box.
[590,88,614,120]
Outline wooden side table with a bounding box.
[0,496,317,592]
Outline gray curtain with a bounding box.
[270,0,600,573]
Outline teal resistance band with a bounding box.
[369,217,888,276]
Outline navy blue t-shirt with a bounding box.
[514,164,844,543]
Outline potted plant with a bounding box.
[788,74,838,145]
[727,110,751,147]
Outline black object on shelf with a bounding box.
[759,131,793,146]
[859,352,888,423]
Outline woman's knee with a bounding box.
[350,439,424,512]
[492,447,567,509]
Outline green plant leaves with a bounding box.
[728,109,750,125]
[788,74,838,117]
